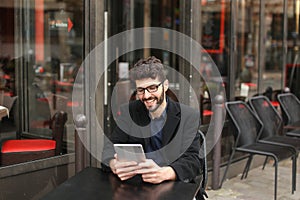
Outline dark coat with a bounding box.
[102,98,202,182]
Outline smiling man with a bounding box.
[102,56,202,185]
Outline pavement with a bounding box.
[206,157,300,200]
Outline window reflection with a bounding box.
[0,0,83,166]
[26,0,83,155]
[235,0,259,100]
[200,0,230,124]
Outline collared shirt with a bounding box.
[145,104,167,165]
[149,109,167,149]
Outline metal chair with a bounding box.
[195,130,208,200]
[249,96,300,148]
[0,111,67,166]
[277,93,300,129]
[249,96,300,177]
[221,101,297,200]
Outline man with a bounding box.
[102,56,202,184]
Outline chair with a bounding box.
[200,93,213,124]
[45,92,68,117]
[0,111,67,166]
[221,101,297,200]
[2,95,18,114]
[277,93,300,129]
[270,89,284,102]
[249,96,300,149]
[195,130,208,200]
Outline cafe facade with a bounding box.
[0,0,300,199]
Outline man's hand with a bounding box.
[109,154,141,181]
[135,159,176,184]
[110,156,177,184]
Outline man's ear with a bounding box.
[164,79,169,91]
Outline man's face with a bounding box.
[135,78,167,112]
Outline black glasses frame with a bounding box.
[136,82,163,95]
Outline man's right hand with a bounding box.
[109,154,141,181]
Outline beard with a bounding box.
[142,88,165,112]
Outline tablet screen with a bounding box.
[114,144,146,163]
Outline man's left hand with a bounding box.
[135,159,176,184]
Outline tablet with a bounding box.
[114,144,146,163]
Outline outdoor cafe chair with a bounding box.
[249,96,300,175]
[249,96,300,149]
[195,130,208,200]
[0,111,67,166]
[277,93,300,130]
[221,101,297,200]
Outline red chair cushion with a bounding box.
[203,110,213,116]
[1,139,56,153]
[271,101,279,107]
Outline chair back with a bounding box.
[249,96,283,139]
[225,101,263,147]
[3,95,18,112]
[195,130,208,199]
[278,93,300,125]
[50,111,68,155]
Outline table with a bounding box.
[41,167,200,200]
[0,105,9,120]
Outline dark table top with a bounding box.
[42,167,199,200]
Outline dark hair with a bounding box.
[130,56,166,82]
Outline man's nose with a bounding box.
[143,89,152,98]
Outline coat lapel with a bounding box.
[162,99,181,145]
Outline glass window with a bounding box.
[26,1,83,156]
[0,2,19,149]
[234,0,287,101]
[287,0,300,98]
[0,0,83,166]
[106,0,183,131]
[200,0,230,124]
[234,0,259,100]
[261,1,284,98]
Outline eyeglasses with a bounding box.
[136,82,163,95]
